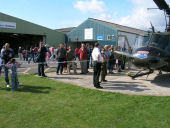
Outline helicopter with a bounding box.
[114,0,170,79]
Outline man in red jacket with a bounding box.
[79,43,88,74]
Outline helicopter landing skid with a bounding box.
[130,69,154,79]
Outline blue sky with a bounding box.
[0,0,169,31]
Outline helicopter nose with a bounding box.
[134,51,149,60]
[133,51,150,68]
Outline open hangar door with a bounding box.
[0,33,44,54]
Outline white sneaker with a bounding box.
[7,85,10,88]
[18,83,23,86]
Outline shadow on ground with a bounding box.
[151,74,170,87]
[102,81,150,92]
[49,76,82,80]
[17,85,53,94]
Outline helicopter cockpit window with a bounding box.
[117,36,129,52]
[134,35,149,48]
[150,34,169,51]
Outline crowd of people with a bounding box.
[0,41,131,91]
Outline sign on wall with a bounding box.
[0,21,16,29]
[97,35,103,40]
[84,28,93,40]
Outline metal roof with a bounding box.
[56,27,75,34]
[89,18,147,35]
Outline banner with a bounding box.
[84,28,93,40]
[0,21,16,29]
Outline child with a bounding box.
[6,59,21,91]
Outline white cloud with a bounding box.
[73,0,107,13]
[97,0,169,31]
[74,0,169,31]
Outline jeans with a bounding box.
[108,61,115,71]
[90,56,93,68]
[0,66,2,76]
[11,73,19,91]
[93,61,101,87]
[3,66,9,85]
[56,58,65,74]
[38,63,45,76]
[28,54,35,63]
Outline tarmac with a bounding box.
[46,68,170,96]
[2,59,170,96]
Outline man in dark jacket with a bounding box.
[56,43,66,75]
[66,46,76,74]
[1,43,14,87]
[38,42,47,77]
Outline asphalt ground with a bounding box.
[1,58,170,96]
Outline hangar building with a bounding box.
[64,18,147,49]
[0,12,65,53]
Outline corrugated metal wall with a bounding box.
[0,13,65,47]
[67,18,118,47]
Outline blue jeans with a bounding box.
[90,56,93,68]
[11,73,18,91]
[56,58,64,74]
[3,66,9,85]
[28,54,35,63]
[0,66,2,76]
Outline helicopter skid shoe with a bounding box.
[127,69,154,79]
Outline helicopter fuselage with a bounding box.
[133,46,169,71]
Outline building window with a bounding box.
[107,35,114,40]
[69,38,71,42]
[75,37,78,41]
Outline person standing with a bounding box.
[38,42,47,77]
[33,46,38,59]
[0,46,5,76]
[108,46,115,74]
[56,43,66,75]
[6,59,21,91]
[79,43,88,74]
[1,43,14,87]
[0,54,2,76]
[50,45,55,61]
[75,47,79,60]
[92,42,103,89]
[66,46,77,74]
[28,47,35,63]
[88,45,93,68]
[18,47,23,60]
[100,48,107,82]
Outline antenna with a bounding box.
[150,21,155,32]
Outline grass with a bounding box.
[0,75,170,128]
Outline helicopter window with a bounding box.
[150,34,169,51]
[117,37,129,52]
[134,35,149,47]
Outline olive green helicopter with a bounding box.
[114,0,170,79]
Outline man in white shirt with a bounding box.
[92,42,103,89]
